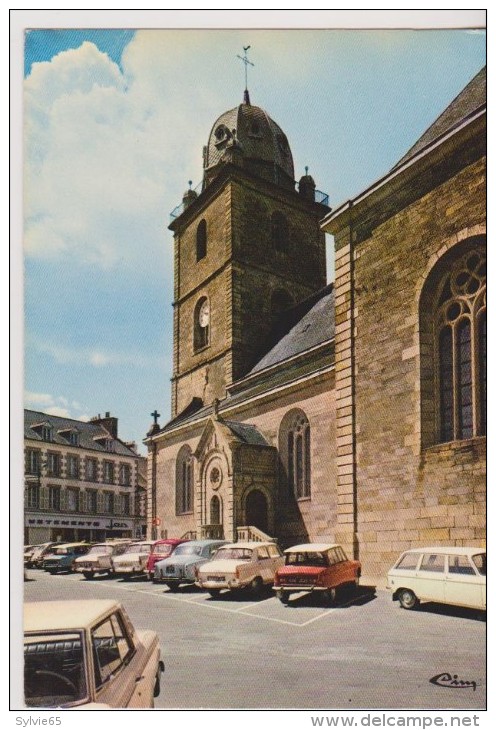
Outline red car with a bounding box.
[146,538,189,579]
[273,543,361,605]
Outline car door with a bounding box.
[91,611,153,708]
[255,545,272,583]
[266,543,285,580]
[416,552,447,603]
[445,554,485,609]
[327,547,346,586]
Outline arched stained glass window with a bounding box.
[176,445,193,515]
[279,409,311,499]
[434,247,486,443]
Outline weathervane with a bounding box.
[237,45,254,103]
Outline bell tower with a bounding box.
[168,92,329,418]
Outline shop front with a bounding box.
[24,514,135,545]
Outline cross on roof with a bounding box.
[237,45,254,94]
[151,410,161,425]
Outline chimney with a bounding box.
[91,413,118,438]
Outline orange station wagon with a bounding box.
[274,543,361,605]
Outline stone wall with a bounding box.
[344,157,486,578]
[152,370,337,547]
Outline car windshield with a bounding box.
[24,632,88,707]
[124,544,151,554]
[214,548,252,561]
[87,545,112,555]
[153,544,173,555]
[472,553,486,576]
[53,548,69,555]
[173,544,202,556]
[286,552,328,567]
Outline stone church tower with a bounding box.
[147,66,485,575]
[168,91,328,417]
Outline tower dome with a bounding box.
[203,99,295,190]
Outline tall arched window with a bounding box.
[420,240,486,446]
[271,212,289,252]
[194,296,210,351]
[176,445,194,514]
[196,219,207,261]
[210,495,221,525]
[279,409,311,499]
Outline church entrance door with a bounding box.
[245,490,268,534]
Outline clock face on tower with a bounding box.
[199,299,210,328]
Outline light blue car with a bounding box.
[153,539,227,590]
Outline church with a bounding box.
[145,67,486,580]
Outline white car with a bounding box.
[387,546,486,611]
[73,541,131,579]
[111,541,155,579]
[196,541,284,598]
[24,599,163,708]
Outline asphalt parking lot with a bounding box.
[23,569,486,710]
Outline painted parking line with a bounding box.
[85,575,366,627]
[53,576,363,628]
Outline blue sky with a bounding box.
[21,21,486,453]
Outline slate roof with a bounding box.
[154,285,335,437]
[205,101,295,183]
[24,409,137,457]
[250,284,335,374]
[393,66,486,170]
[222,420,270,446]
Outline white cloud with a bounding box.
[25,390,86,421]
[23,30,331,273]
[24,391,56,407]
[24,40,170,270]
[28,335,164,369]
[43,406,71,418]
[89,351,111,367]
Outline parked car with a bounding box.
[24,599,164,708]
[43,543,91,574]
[27,542,59,569]
[196,541,284,598]
[145,538,189,579]
[273,543,361,605]
[111,541,156,579]
[387,546,486,611]
[154,539,228,590]
[73,541,131,579]
[24,544,41,566]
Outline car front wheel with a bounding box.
[276,589,290,604]
[208,589,221,599]
[83,572,94,580]
[250,576,264,596]
[398,588,419,610]
[322,587,336,605]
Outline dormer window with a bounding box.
[93,434,115,452]
[31,421,54,441]
[214,124,230,147]
[41,425,53,441]
[58,427,80,446]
